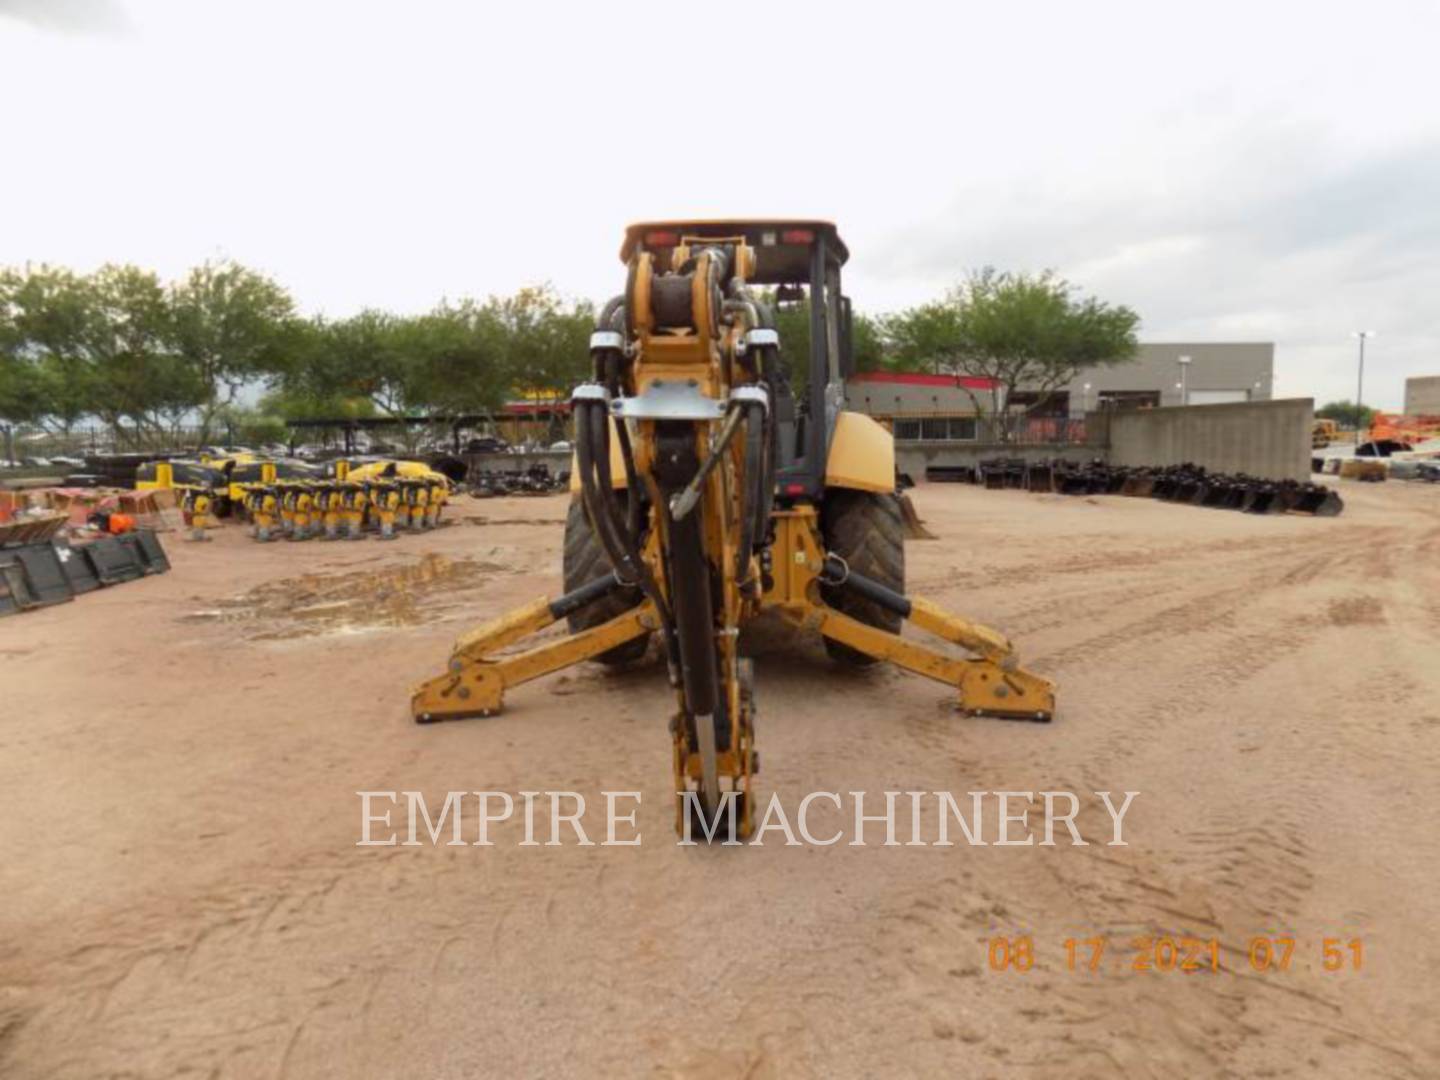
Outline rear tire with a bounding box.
[820,490,906,667]
[561,497,650,665]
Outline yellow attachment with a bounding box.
[135,462,174,491]
[809,607,1055,722]
[764,504,1053,720]
[346,459,448,485]
[825,410,896,493]
[411,601,658,722]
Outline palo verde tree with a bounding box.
[767,293,885,389]
[404,299,510,419]
[80,264,189,442]
[885,268,1140,440]
[484,285,594,440]
[0,265,100,437]
[168,260,297,443]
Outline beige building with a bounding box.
[1059,343,1274,415]
[1404,375,1440,416]
[845,342,1276,443]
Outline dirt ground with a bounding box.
[3,480,1439,1079]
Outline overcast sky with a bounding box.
[2,0,1437,409]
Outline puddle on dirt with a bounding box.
[183,553,506,640]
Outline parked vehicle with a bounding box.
[464,436,510,454]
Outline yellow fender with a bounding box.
[825,410,894,493]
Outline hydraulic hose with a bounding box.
[575,401,640,587]
[576,399,674,642]
[737,401,766,583]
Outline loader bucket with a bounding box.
[1287,484,1344,517]
[1177,476,1210,504]
[1121,473,1155,497]
[1241,483,1286,514]
[1025,462,1054,492]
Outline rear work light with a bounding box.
[783,482,806,496]
[780,229,814,245]
[644,231,678,247]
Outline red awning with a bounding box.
[849,371,997,391]
[501,401,572,416]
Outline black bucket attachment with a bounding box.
[1,544,75,609]
[1054,465,1089,494]
[120,530,171,574]
[979,459,1008,490]
[1172,470,1210,504]
[970,456,1346,519]
[1121,471,1156,497]
[1025,461,1054,492]
[54,539,103,593]
[0,561,34,616]
[134,529,171,572]
[1287,484,1344,517]
[83,536,146,584]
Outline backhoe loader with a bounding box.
[412,221,1055,838]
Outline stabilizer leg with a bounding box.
[808,563,1055,722]
[411,584,657,722]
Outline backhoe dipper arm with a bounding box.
[411,574,657,723]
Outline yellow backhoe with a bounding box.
[412,221,1055,838]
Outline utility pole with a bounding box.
[1177,355,1192,406]
[1353,331,1374,428]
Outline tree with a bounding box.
[766,296,886,388]
[169,261,296,442]
[878,302,963,375]
[484,285,593,440]
[281,311,421,418]
[1,266,101,435]
[884,268,1140,440]
[81,265,188,442]
[404,299,510,418]
[1316,400,1375,430]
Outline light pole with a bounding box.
[1082,382,1092,413]
[1353,331,1375,429]
[1177,355,1192,406]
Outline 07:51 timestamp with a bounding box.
[987,935,1364,974]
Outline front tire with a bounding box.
[561,497,650,665]
[820,490,906,667]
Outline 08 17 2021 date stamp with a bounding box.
[985,935,1365,975]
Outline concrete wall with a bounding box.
[1105,398,1312,482]
[463,449,572,475]
[1404,375,1440,416]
